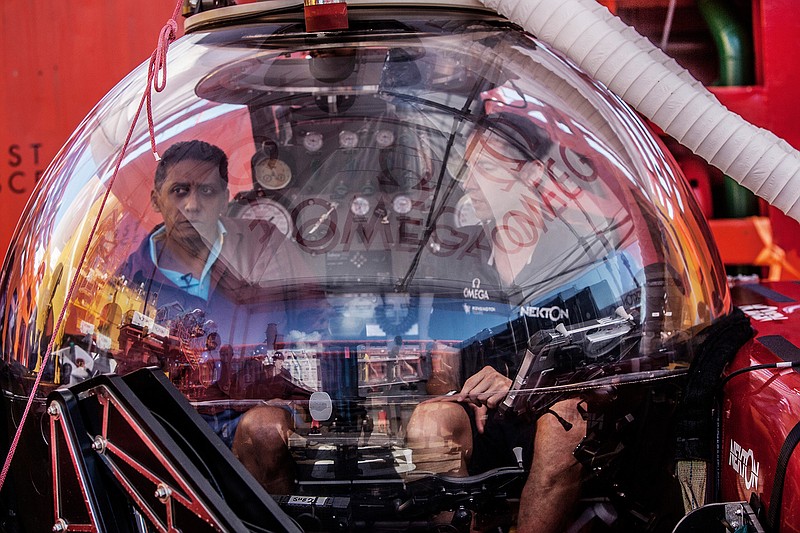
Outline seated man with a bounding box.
[407,112,590,533]
[117,139,301,494]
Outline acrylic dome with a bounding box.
[0,1,730,530]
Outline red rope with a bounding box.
[0,0,184,491]
[147,5,181,161]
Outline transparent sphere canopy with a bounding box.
[0,2,728,507]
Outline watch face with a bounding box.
[339,130,359,149]
[375,129,395,148]
[303,132,324,153]
[236,199,293,237]
[350,196,370,216]
[392,194,412,214]
[254,158,292,190]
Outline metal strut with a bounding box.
[47,367,302,533]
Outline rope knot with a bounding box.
[150,18,178,92]
[146,8,183,161]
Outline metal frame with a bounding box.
[45,368,302,533]
[87,384,221,532]
[48,401,101,532]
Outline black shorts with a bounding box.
[466,406,536,476]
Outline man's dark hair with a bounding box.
[477,112,552,162]
[154,140,229,189]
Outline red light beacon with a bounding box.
[304,0,348,32]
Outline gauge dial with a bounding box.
[339,130,359,149]
[254,158,292,190]
[392,194,413,214]
[375,129,395,148]
[236,199,293,237]
[303,132,324,153]
[293,198,338,251]
[350,196,370,217]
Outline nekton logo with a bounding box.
[520,305,570,322]
[463,278,490,300]
[729,439,759,490]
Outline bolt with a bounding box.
[47,404,60,418]
[91,436,106,453]
[155,484,172,502]
[52,518,68,532]
[95,389,109,405]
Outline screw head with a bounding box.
[91,436,106,453]
[47,404,60,418]
[154,484,172,502]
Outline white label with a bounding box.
[150,323,169,338]
[96,333,112,351]
[131,311,155,329]
[740,304,788,322]
[288,496,315,505]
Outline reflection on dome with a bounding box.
[0,6,730,532]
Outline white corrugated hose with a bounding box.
[480,0,800,222]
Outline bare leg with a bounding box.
[517,398,587,533]
[406,401,473,475]
[232,405,295,494]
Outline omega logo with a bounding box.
[463,278,490,300]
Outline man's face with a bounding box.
[151,159,229,245]
[461,131,543,222]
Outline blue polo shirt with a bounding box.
[148,221,226,301]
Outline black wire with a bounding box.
[395,41,503,292]
[395,117,469,292]
[719,361,800,389]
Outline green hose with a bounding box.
[697,0,757,218]
[696,0,754,87]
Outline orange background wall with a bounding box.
[0,0,184,256]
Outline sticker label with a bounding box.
[740,304,788,322]
[729,439,759,490]
[96,333,112,351]
[151,323,169,338]
[288,496,327,506]
[79,320,95,335]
